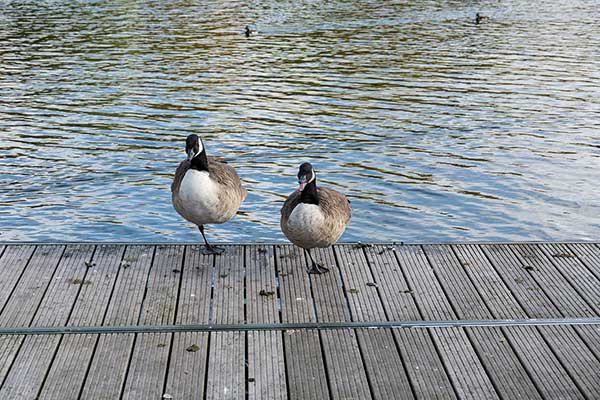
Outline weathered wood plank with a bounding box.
[568,243,600,279]
[310,247,372,400]
[38,245,125,399]
[0,245,65,328]
[122,245,184,400]
[206,331,245,400]
[537,243,600,315]
[396,245,499,400]
[0,247,62,390]
[206,245,245,399]
[510,244,595,317]
[81,245,154,399]
[0,335,23,381]
[480,244,597,399]
[277,245,329,399]
[0,245,93,399]
[248,330,286,400]
[81,334,135,399]
[166,331,209,400]
[246,245,286,400]
[423,245,542,400]
[454,244,589,399]
[333,245,417,400]
[165,245,212,400]
[357,244,453,399]
[0,245,36,316]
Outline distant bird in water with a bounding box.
[244,25,252,38]
[475,13,489,24]
[171,134,246,255]
[280,162,351,274]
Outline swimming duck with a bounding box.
[280,162,351,274]
[475,13,489,24]
[172,134,246,255]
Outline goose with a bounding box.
[280,162,351,274]
[244,25,252,38]
[171,134,246,255]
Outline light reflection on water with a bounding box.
[0,0,599,243]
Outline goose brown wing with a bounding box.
[317,187,352,225]
[207,156,247,204]
[280,190,301,235]
[171,159,191,194]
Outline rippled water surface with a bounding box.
[1,0,599,243]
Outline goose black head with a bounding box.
[185,134,205,161]
[297,162,316,192]
[185,134,209,171]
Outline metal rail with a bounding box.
[1,318,599,336]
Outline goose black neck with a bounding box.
[190,150,209,171]
[300,179,319,205]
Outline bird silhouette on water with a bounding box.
[475,13,489,24]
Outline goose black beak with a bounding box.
[187,149,197,161]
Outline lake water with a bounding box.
[1,0,599,243]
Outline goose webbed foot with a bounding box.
[307,262,329,274]
[197,225,224,255]
[202,244,225,255]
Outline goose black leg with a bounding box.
[306,248,329,274]
[198,225,224,255]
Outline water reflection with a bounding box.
[0,0,599,242]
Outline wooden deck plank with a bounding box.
[423,245,542,400]
[206,245,245,399]
[246,245,286,400]
[81,334,134,399]
[453,244,590,399]
[206,331,245,400]
[277,245,329,399]
[568,243,600,279]
[0,335,23,381]
[38,245,125,399]
[122,245,184,399]
[481,244,598,399]
[0,245,36,315]
[0,242,597,400]
[166,331,209,400]
[165,246,212,400]
[81,245,154,399]
[395,245,499,400]
[334,245,417,400]
[311,247,372,400]
[0,245,65,328]
[357,244,455,399]
[248,330,286,400]
[536,243,600,315]
[510,244,596,317]
[0,245,93,399]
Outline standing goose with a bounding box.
[280,162,351,274]
[172,134,246,255]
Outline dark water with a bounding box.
[1,0,599,243]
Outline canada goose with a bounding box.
[475,13,489,24]
[280,162,351,274]
[171,134,246,255]
[244,25,251,38]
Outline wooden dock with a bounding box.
[0,242,599,399]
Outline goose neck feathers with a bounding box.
[300,179,319,205]
[190,149,209,171]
